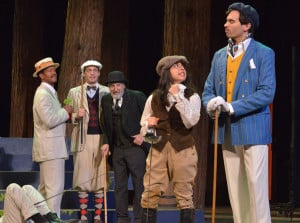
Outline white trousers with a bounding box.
[38,158,65,217]
[1,183,51,223]
[222,144,271,223]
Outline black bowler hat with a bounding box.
[228,2,260,30]
[106,70,127,85]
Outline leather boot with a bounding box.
[29,213,49,223]
[180,208,195,223]
[141,208,157,223]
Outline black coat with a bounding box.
[100,88,150,153]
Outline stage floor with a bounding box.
[204,207,300,223]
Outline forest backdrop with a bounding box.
[0,0,299,209]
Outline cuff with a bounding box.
[228,103,234,115]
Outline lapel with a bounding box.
[39,83,57,101]
[121,89,129,118]
[80,83,89,115]
[98,85,108,113]
[219,48,228,97]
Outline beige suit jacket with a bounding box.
[32,83,69,162]
[67,83,109,152]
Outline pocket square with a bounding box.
[249,58,256,69]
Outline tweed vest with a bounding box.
[87,90,102,134]
[151,91,194,151]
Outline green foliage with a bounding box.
[0,192,5,217]
[64,98,72,105]
[0,193,5,203]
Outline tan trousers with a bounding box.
[73,134,105,192]
[141,142,198,209]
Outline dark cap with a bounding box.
[106,70,127,85]
[156,55,189,76]
[228,2,259,30]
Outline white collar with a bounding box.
[227,38,252,59]
[41,82,56,95]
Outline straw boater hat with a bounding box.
[81,60,103,73]
[33,57,60,77]
[156,55,189,76]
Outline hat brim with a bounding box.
[167,59,189,69]
[105,80,127,85]
[33,63,60,78]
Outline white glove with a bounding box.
[207,96,221,118]
[207,96,231,117]
[214,99,230,113]
[207,96,225,111]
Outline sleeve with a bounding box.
[140,95,153,135]
[36,90,69,128]
[174,92,201,129]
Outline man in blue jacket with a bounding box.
[202,2,276,223]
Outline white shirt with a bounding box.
[86,83,99,98]
[140,84,201,135]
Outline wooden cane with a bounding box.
[212,110,219,223]
[104,154,108,223]
[80,75,84,146]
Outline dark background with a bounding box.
[0,0,299,207]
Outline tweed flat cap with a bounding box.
[156,55,189,76]
[228,2,259,30]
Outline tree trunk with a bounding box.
[57,0,105,102]
[101,0,129,80]
[57,0,105,137]
[10,0,43,137]
[164,0,211,209]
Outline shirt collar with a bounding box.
[227,38,252,58]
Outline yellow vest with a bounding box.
[226,53,244,102]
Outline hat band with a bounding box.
[36,61,56,71]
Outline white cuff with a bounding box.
[228,103,234,115]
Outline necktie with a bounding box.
[114,99,120,111]
[87,85,97,91]
[228,38,235,57]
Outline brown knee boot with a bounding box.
[180,208,195,223]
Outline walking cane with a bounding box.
[212,110,219,223]
[104,154,108,223]
[146,147,153,223]
[144,126,161,223]
[79,73,84,149]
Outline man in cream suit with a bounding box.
[202,2,276,223]
[0,183,78,223]
[67,60,109,223]
[32,57,72,217]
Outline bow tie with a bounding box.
[87,85,97,91]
